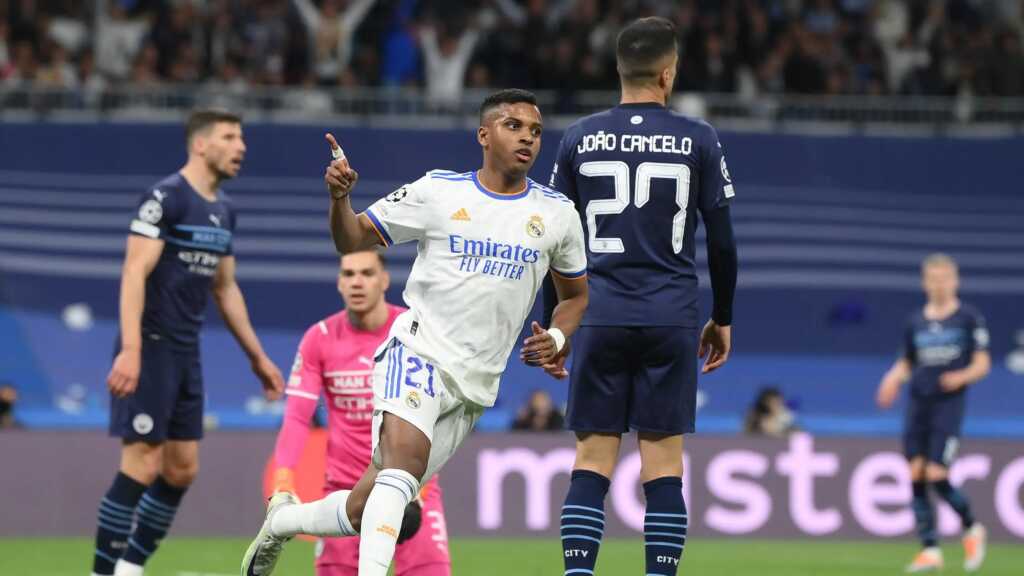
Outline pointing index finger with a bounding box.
[325,133,346,160]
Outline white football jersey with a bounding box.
[365,169,587,407]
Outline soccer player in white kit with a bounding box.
[241,89,589,576]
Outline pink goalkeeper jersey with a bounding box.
[275,305,404,487]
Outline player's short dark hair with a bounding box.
[479,88,538,125]
[339,249,386,270]
[616,17,678,84]
[185,108,242,145]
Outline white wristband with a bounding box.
[548,327,566,353]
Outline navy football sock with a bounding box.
[561,469,610,575]
[93,472,147,574]
[121,476,187,567]
[643,476,688,576]
[912,481,938,548]
[933,479,975,530]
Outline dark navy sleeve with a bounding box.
[224,200,237,256]
[902,320,917,364]
[129,187,182,241]
[549,127,579,205]
[968,307,989,353]
[697,123,734,215]
[703,205,737,326]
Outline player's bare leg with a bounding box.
[637,433,687,576]
[573,432,622,477]
[358,413,430,576]
[906,457,943,572]
[638,433,684,481]
[119,441,164,484]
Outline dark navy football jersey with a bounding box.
[128,173,236,348]
[550,102,734,327]
[903,304,988,397]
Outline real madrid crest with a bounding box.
[526,214,545,238]
[405,390,421,409]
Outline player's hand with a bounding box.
[698,320,731,374]
[521,321,558,367]
[876,378,901,409]
[273,468,300,499]
[253,354,285,401]
[108,348,142,398]
[939,370,967,392]
[324,133,358,200]
[541,338,571,380]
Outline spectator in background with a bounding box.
[291,0,376,84]
[512,389,565,432]
[0,22,10,80]
[0,384,18,429]
[744,387,797,438]
[94,0,151,80]
[419,16,482,108]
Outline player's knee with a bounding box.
[640,461,683,483]
[574,437,620,477]
[925,464,948,483]
[162,459,199,487]
[121,444,162,484]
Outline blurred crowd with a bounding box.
[2,0,1023,110]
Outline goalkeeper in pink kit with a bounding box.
[271,250,451,576]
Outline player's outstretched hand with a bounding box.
[521,321,558,367]
[253,354,285,401]
[324,133,358,200]
[698,319,731,374]
[107,348,141,398]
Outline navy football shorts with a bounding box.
[110,334,204,443]
[903,393,966,466]
[566,326,698,435]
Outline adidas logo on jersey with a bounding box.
[451,208,471,221]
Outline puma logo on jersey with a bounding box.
[209,214,221,227]
[152,189,167,202]
[357,356,373,367]
[450,208,471,221]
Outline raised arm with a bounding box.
[324,133,382,253]
[212,255,284,399]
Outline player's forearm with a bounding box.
[329,197,371,253]
[549,291,588,338]
[883,359,911,387]
[704,206,738,326]
[214,282,267,361]
[118,267,147,351]
[958,353,991,386]
[274,397,317,470]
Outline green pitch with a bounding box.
[2,537,1021,575]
